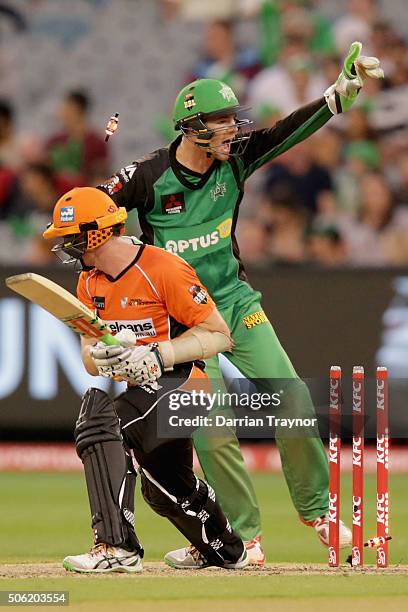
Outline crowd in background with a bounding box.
[0,0,408,267]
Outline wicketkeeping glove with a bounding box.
[324,41,384,115]
[91,342,164,385]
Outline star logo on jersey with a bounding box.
[218,84,235,102]
[210,182,227,202]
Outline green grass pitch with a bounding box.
[1,471,407,610]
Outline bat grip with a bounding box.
[100,332,124,381]
[100,333,120,346]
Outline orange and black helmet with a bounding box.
[44,186,127,249]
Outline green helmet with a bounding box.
[173,78,241,130]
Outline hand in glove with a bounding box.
[325,41,384,115]
[91,340,164,385]
[90,328,138,380]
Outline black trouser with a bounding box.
[114,366,245,567]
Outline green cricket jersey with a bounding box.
[101,98,332,309]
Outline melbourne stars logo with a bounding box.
[218,84,236,102]
[210,182,227,202]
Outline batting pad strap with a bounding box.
[158,330,231,369]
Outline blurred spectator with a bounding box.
[236,217,269,264]
[244,185,308,264]
[189,19,261,97]
[394,153,408,208]
[0,2,27,33]
[262,140,333,215]
[0,0,407,269]
[0,163,60,265]
[160,0,244,21]
[307,220,348,267]
[336,140,381,214]
[370,21,399,79]
[340,172,408,266]
[280,1,335,56]
[361,33,407,146]
[0,99,44,170]
[46,90,109,189]
[0,162,58,265]
[248,52,327,117]
[333,0,379,54]
[382,35,408,90]
[321,54,343,87]
[343,106,377,143]
[265,186,308,263]
[253,102,282,129]
[0,164,21,220]
[238,183,309,264]
[18,163,60,264]
[258,0,335,67]
[310,127,343,174]
[20,163,58,216]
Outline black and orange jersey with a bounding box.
[76,241,215,344]
[100,98,332,309]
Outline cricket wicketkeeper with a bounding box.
[99,42,384,566]
[43,187,248,573]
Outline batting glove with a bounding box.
[324,41,384,115]
[90,342,132,367]
[94,343,164,385]
[90,328,138,379]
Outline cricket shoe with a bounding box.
[164,545,249,569]
[301,514,352,548]
[63,543,143,574]
[244,535,265,566]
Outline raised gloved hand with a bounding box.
[91,341,164,385]
[325,41,384,115]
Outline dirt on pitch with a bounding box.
[2,562,408,579]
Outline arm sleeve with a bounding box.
[76,273,94,310]
[240,97,332,179]
[97,160,147,211]
[158,252,216,328]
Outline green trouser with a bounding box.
[192,294,329,540]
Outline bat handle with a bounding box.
[100,332,124,381]
[100,333,120,346]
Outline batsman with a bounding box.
[101,42,384,566]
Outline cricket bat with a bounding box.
[5,272,119,346]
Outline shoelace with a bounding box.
[186,545,206,565]
[89,543,110,557]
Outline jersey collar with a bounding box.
[104,244,146,282]
[169,135,220,190]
